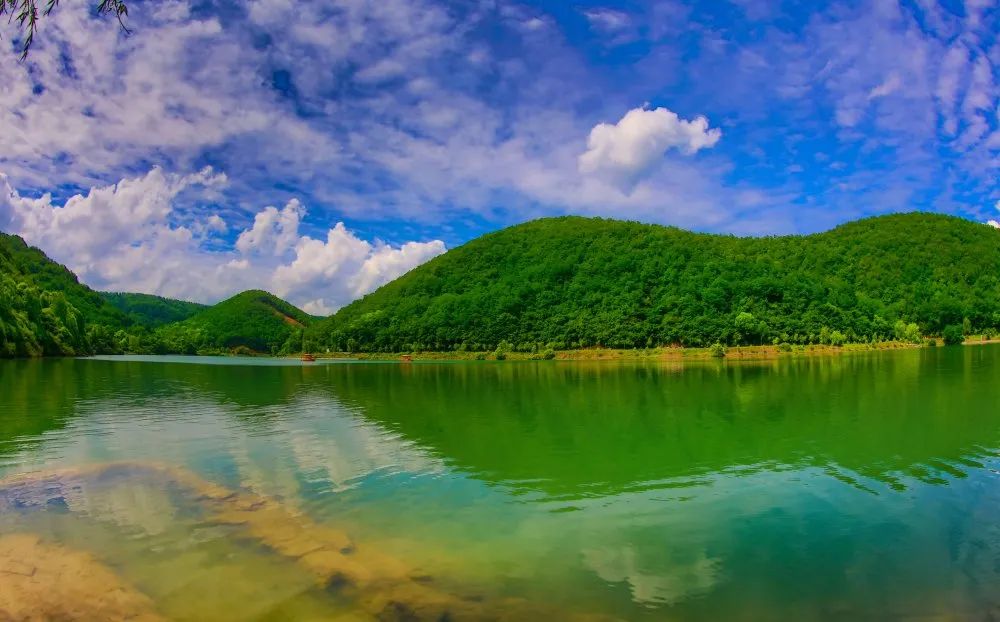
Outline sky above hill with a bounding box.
[1,0,999,313]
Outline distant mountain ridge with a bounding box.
[308,213,1000,352]
[100,292,207,328]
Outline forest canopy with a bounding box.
[307,213,1000,352]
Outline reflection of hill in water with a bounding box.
[4,348,1000,499]
[0,357,327,441]
[323,348,1000,497]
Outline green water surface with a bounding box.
[1,347,1000,620]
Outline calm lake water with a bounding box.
[2,347,1000,620]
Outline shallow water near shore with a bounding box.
[2,348,1000,620]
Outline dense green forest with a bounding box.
[0,233,119,356]
[1,233,128,328]
[0,233,310,357]
[100,292,206,328]
[308,213,1000,352]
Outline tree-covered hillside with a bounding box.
[1,232,309,357]
[1,233,124,356]
[1,233,127,327]
[100,292,206,328]
[309,213,1000,352]
[157,290,312,354]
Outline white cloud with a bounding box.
[578,106,722,191]
[236,200,305,256]
[206,214,228,233]
[272,224,446,315]
[935,43,969,136]
[988,220,1000,229]
[583,9,631,32]
[0,169,445,313]
[0,167,227,293]
[868,74,902,100]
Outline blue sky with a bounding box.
[1,0,999,311]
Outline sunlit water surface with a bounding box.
[2,348,1000,620]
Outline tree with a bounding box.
[494,339,512,360]
[734,311,756,345]
[2,0,129,60]
[942,325,965,346]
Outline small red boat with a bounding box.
[300,353,316,362]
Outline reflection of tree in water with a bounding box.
[322,348,1000,497]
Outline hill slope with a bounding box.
[309,213,1000,352]
[1,233,128,356]
[158,290,312,354]
[1,233,127,327]
[100,292,206,328]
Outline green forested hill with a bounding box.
[157,290,312,354]
[1,233,125,356]
[309,213,1000,352]
[1,232,309,357]
[100,292,206,328]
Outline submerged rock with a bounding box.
[0,533,164,621]
[0,463,619,622]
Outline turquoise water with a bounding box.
[1,348,1000,620]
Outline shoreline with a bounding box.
[6,338,999,363]
[310,338,1000,363]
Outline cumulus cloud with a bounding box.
[0,167,227,293]
[988,220,1000,229]
[578,106,721,191]
[272,224,446,315]
[0,169,445,312]
[236,200,305,256]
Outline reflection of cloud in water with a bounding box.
[4,389,444,507]
[63,480,177,537]
[289,419,434,489]
[230,393,444,501]
[583,545,719,606]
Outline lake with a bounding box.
[1,347,1000,620]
